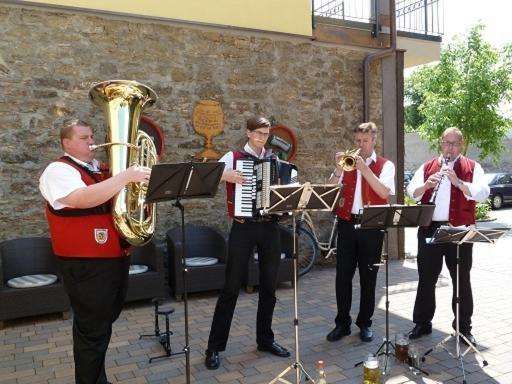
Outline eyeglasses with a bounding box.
[441,140,462,148]
[251,130,270,138]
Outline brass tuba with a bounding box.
[337,148,361,171]
[89,80,158,246]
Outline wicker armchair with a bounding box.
[244,225,294,292]
[0,237,70,329]
[125,240,168,302]
[166,224,227,301]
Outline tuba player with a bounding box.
[39,119,151,384]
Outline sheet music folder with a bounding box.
[146,162,224,202]
[358,204,435,229]
[262,183,342,214]
[429,226,509,245]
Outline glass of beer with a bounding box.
[395,333,409,363]
[408,345,421,375]
[363,354,380,384]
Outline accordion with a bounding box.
[234,158,298,217]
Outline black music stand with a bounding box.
[146,161,224,383]
[422,226,509,384]
[354,204,434,375]
[264,182,342,384]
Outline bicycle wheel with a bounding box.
[295,226,318,276]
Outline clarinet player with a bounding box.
[406,127,490,345]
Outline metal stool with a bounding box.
[140,297,183,363]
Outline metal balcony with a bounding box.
[312,0,443,39]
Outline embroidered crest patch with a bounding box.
[94,229,108,244]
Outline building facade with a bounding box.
[0,1,440,245]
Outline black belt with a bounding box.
[233,216,278,224]
[339,214,361,223]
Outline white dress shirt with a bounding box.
[406,155,490,221]
[219,143,267,172]
[39,154,100,210]
[334,151,396,215]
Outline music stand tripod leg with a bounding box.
[422,242,488,384]
[174,200,191,384]
[268,215,314,384]
[355,229,395,374]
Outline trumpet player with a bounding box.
[406,127,489,345]
[39,119,151,384]
[326,121,395,343]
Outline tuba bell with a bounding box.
[337,148,361,172]
[89,80,158,246]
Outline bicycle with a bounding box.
[284,211,338,276]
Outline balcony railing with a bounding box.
[312,0,443,37]
[396,0,443,37]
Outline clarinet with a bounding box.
[429,155,451,204]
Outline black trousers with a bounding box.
[334,218,384,328]
[413,223,473,332]
[57,256,130,384]
[207,220,281,351]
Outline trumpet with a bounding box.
[337,148,361,171]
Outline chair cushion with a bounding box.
[129,264,149,275]
[185,257,218,267]
[7,274,58,289]
[254,253,286,261]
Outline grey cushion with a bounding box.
[129,264,149,275]
[185,257,218,267]
[7,274,58,289]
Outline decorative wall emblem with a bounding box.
[192,100,224,160]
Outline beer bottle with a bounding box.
[315,360,327,384]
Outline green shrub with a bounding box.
[404,193,417,206]
[475,199,491,221]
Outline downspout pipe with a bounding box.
[363,0,397,121]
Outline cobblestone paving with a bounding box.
[1,213,511,383]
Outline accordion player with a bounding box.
[234,158,298,218]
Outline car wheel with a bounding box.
[491,194,503,209]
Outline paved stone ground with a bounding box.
[1,209,511,383]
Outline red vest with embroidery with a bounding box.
[335,155,389,220]
[45,157,127,258]
[420,156,476,226]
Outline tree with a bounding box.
[405,23,512,162]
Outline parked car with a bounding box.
[484,173,512,209]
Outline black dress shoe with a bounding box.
[204,349,220,370]
[326,326,351,342]
[257,341,291,357]
[359,326,373,342]
[461,331,477,346]
[408,324,432,339]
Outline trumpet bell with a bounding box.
[337,148,361,172]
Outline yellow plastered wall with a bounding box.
[25,0,312,36]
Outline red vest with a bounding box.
[420,156,476,226]
[335,155,389,220]
[45,157,128,258]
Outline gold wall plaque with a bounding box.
[192,100,224,160]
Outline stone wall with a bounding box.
[0,4,383,242]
